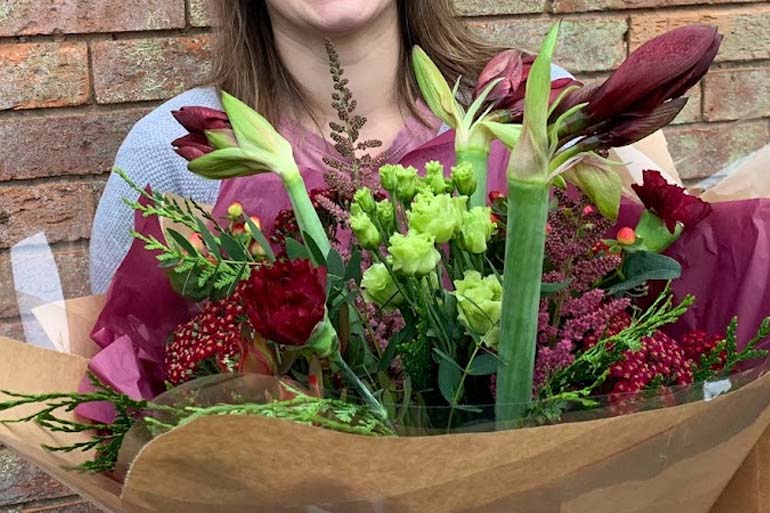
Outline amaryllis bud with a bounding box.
[171,106,231,133]
[227,201,244,220]
[412,46,464,128]
[509,77,582,123]
[617,227,637,246]
[474,50,526,109]
[241,259,328,347]
[581,25,721,122]
[172,133,215,161]
[596,97,689,148]
[632,170,712,232]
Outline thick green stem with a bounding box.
[457,148,490,208]
[495,179,550,424]
[283,172,332,259]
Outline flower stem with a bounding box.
[457,147,490,208]
[283,171,332,260]
[495,179,550,424]
[332,351,389,423]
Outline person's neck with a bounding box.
[270,6,408,147]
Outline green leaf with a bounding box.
[468,354,498,376]
[188,147,263,179]
[412,46,463,128]
[243,214,275,262]
[195,218,220,256]
[326,248,345,280]
[302,231,327,267]
[286,238,309,261]
[562,162,623,221]
[438,357,463,404]
[523,22,561,149]
[165,228,197,255]
[606,251,682,294]
[482,121,522,149]
[218,232,248,261]
[344,246,363,285]
[541,280,571,295]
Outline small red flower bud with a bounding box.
[488,191,505,204]
[490,213,501,225]
[245,216,262,235]
[582,205,596,216]
[187,233,205,252]
[231,223,246,236]
[617,227,637,246]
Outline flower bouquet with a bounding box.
[2,23,770,513]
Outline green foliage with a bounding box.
[147,384,394,437]
[694,317,770,382]
[0,373,147,474]
[606,251,682,295]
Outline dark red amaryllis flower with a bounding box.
[474,50,581,120]
[631,170,712,232]
[172,106,231,132]
[171,106,233,161]
[241,259,328,347]
[561,24,722,123]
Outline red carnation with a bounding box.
[631,170,712,232]
[241,259,328,347]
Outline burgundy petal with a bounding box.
[172,106,231,133]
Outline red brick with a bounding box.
[0,448,72,506]
[0,0,185,37]
[0,109,150,181]
[21,499,104,513]
[468,17,627,73]
[0,43,89,111]
[0,242,91,320]
[454,0,545,15]
[704,67,770,122]
[629,6,770,63]
[664,120,770,180]
[188,0,212,28]
[554,0,763,13]
[91,36,213,104]
[0,316,24,342]
[0,181,102,250]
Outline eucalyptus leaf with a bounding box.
[438,358,463,404]
[218,232,248,261]
[166,228,197,256]
[468,354,498,376]
[286,238,309,261]
[606,251,682,294]
[244,214,276,261]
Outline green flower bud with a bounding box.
[350,212,381,250]
[460,206,497,254]
[379,164,399,192]
[376,199,396,233]
[424,161,449,194]
[395,165,419,203]
[353,187,377,214]
[387,231,441,276]
[451,162,477,197]
[454,271,503,347]
[361,263,402,308]
[407,191,461,244]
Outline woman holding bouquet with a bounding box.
[89,0,571,292]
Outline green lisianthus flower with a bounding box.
[407,191,461,244]
[460,206,497,254]
[350,212,381,250]
[387,231,441,276]
[454,271,503,346]
[361,263,402,308]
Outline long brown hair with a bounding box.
[209,0,503,124]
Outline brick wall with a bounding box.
[0,0,768,511]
